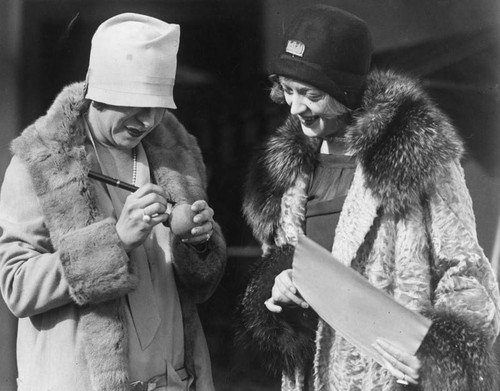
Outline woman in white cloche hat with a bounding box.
[0,13,226,391]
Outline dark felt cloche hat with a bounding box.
[271,5,373,109]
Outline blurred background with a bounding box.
[1,0,499,390]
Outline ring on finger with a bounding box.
[396,374,409,386]
[142,210,152,223]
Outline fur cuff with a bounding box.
[235,245,317,377]
[172,222,226,303]
[59,218,138,305]
[416,310,499,391]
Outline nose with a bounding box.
[289,94,307,116]
[136,108,156,128]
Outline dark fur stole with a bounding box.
[347,69,464,217]
[243,116,320,244]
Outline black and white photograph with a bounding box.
[0,1,499,390]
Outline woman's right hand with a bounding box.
[265,269,309,313]
[115,183,170,252]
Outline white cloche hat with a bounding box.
[85,13,180,109]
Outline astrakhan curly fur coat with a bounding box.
[238,70,500,391]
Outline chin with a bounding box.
[300,126,321,138]
[119,134,145,147]
[113,141,139,150]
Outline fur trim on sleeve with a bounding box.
[416,310,499,391]
[171,222,226,303]
[235,244,317,377]
[243,117,319,244]
[347,70,464,217]
[59,218,137,305]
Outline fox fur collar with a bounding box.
[243,69,464,243]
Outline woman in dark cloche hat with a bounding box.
[238,5,499,391]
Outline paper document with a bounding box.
[292,234,432,365]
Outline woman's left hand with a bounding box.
[372,338,421,386]
[181,200,215,245]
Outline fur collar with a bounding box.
[243,116,320,244]
[11,82,206,246]
[347,69,463,216]
[244,69,464,242]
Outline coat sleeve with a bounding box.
[416,160,500,391]
[0,157,136,318]
[235,244,317,377]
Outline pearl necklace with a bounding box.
[131,147,138,186]
[84,112,139,187]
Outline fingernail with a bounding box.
[301,302,309,309]
[290,287,296,294]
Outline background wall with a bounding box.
[0,1,21,390]
[0,1,499,390]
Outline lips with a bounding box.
[300,116,319,127]
[126,127,147,138]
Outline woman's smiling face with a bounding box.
[88,102,166,150]
[279,77,349,139]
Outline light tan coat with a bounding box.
[0,82,226,391]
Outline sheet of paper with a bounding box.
[292,234,432,365]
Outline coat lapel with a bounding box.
[331,167,380,267]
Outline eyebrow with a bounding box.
[281,82,319,95]
[279,79,323,95]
